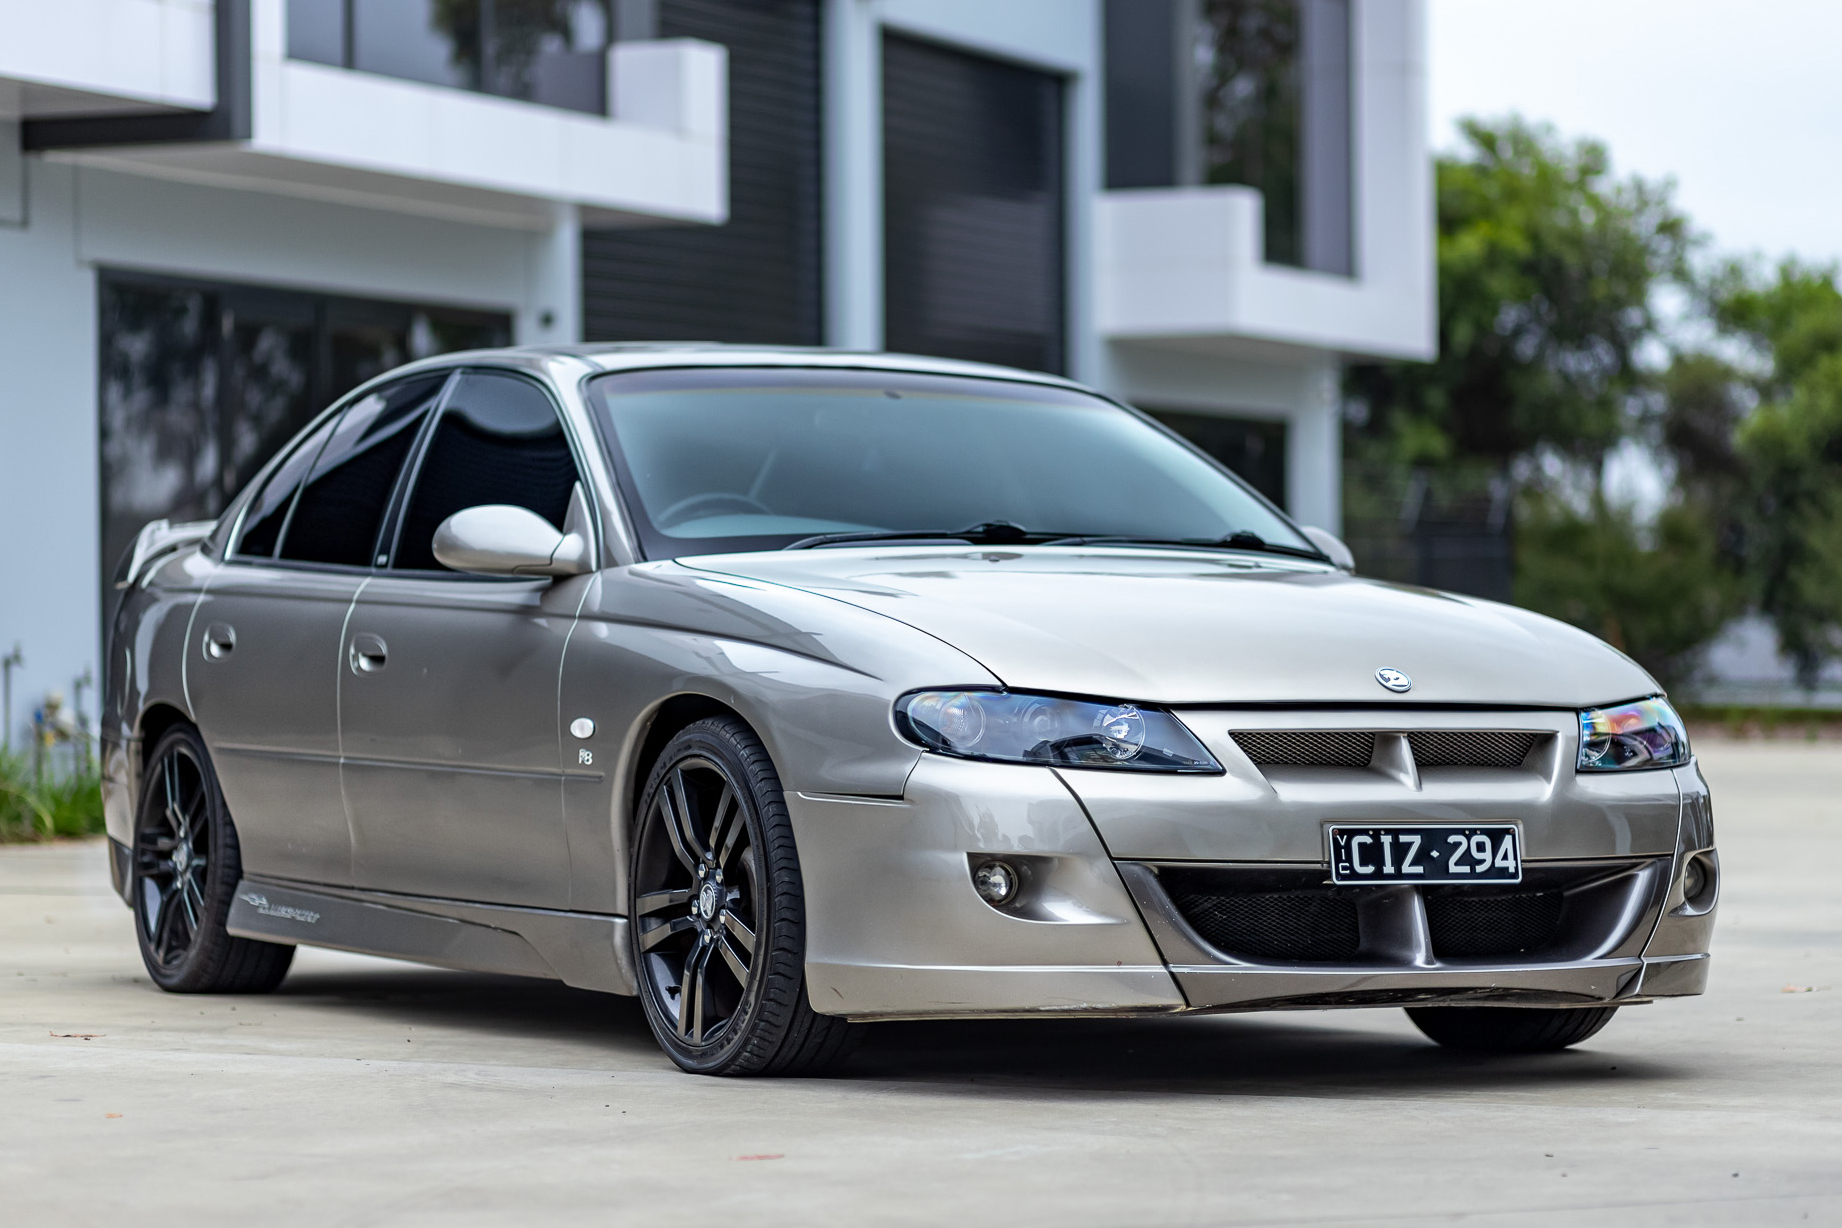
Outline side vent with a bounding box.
[1231,731,1375,768]
[1407,731,1537,769]
[1230,729,1543,773]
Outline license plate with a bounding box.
[1327,824,1522,885]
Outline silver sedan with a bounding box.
[101,345,1717,1075]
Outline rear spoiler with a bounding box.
[115,519,215,592]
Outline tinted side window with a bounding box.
[393,372,578,572]
[234,416,339,558]
[279,373,449,567]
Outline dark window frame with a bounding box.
[374,366,593,579]
[220,368,463,573]
[287,0,617,117]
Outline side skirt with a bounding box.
[227,877,634,994]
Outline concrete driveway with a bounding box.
[4,741,1838,1226]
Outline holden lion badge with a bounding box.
[1375,668,1412,693]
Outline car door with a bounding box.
[188,371,448,885]
[339,369,587,908]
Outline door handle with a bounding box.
[349,633,388,674]
[203,623,235,660]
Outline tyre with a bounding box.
[629,716,860,1076]
[131,725,294,994]
[1407,1005,1617,1053]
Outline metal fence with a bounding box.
[1342,464,1515,603]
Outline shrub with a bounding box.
[0,748,105,843]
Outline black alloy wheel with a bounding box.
[1407,1004,1618,1053]
[131,726,294,993]
[630,717,859,1076]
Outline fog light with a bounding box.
[1681,855,1708,902]
[973,860,1018,905]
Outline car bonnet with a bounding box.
[676,546,1658,708]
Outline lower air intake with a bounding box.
[1170,889,1362,962]
[1424,887,1565,958]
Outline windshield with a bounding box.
[588,367,1314,559]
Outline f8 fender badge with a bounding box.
[1375,668,1412,693]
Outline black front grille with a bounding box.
[1425,887,1564,957]
[1170,889,1361,961]
[1231,731,1374,768]
[1408,731,1538,768]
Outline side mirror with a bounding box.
[432,494,592,577]
[1300,525,1355,572]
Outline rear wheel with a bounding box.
[131,726,294,993]
[629,717,859,1076]
[1407,1005,1617,1053]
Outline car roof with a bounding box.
[386,342,1093,392]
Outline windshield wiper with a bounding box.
[784,524,1328,561]
[1040,531,1328,561]
[784,521,1045,550]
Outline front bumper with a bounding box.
[787,719,1716,1021]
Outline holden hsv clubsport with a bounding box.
[102,345,1717,1075]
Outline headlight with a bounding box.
[1578,698,1690,771]
[895,690,1221,773]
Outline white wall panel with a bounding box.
[0,161,101,747]
[0,0,214,113]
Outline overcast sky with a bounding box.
[1428,0,1842,268]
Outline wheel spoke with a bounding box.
[656,787,697,872]
[669,769,709,862]
[720,910,755,956]
[716,933,750,986]
[162,758,184,834]
[712,787,745,869]
[635,888,691,917]
[182,874,208,920]
[177,878,200,934]
[153,883,183,955]
[638,915,696,952]
[679,941,712,1042]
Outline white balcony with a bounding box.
[35,0,727,231]
[0,0,215,117]
[1096,184,1434,363]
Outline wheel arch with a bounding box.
[626,692,753,832]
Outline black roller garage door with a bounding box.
[581,0,824,344]
[882,33,1066,374]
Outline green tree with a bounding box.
[1348,117,1692,471]
[1345,117,1745,687]
[1514,496,1741,685]
[1712,260,1842,684]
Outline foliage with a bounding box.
[1705,261,1842,684]
[1513,496,1743,688]
[1348,117,1692,471]
[431,0,610,92]
[1199,0,1302,265]
[0,749,105,843]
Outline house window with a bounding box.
[97,271,509,602]
[286,0,615,116]
[1104,0,1352,275]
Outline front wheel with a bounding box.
[629,717,859,1076]
[1407,1005,1617,1053]
[131,726,294,993]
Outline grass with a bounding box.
[0,747,105,843]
